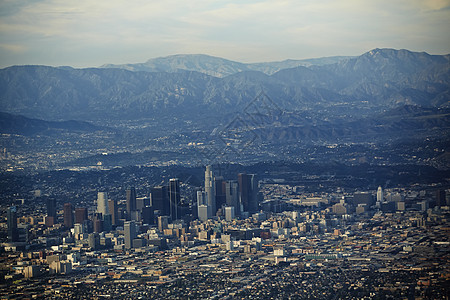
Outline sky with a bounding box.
[0,0,449,68]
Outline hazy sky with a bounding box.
[0,0,449,68]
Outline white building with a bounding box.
[377,186,384,202]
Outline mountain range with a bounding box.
[0,48,448,123]
[101,54,352,77]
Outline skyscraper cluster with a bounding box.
[198,165,259,221]
[7,167,259,251]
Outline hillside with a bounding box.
[0,49,448,123]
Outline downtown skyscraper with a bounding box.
[169,178,180,221]
[205,165,216,217]
[63,203,73,228]
[126,187,136,220]
[7,206,18,243]
[97,192,108,217]
[238,173,259,214]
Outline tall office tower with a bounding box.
[97,192,108,217]
[249,174,259,213]
[142,206,154,225]
[74,207,88,224]
[205,165,216,217]
[198,205,209,222]
[124,221,136,249]
[46,198,57,225]
[169,178,180,221]
[225,180,239,214]
[150,186,169,216]
[215,176,226,211]
[376,186,384,203]
[108,199,118,226]
[93,213,103,233]
[103,214,112,232]
[197,191,207,206]
[126,187,137,220]
[225,206,235,222]
[238,173,259,213]
[63,203,73,228]
[197,191,209,220]
[7,206,18,243]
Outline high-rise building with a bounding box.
[108,199,118,226]
[377,186,384,203]
[63,203,73,228]
[142,206,154,225]
[93,213,103,233]
[126,187,137,220]
[197,190,207,206]
[103,214,112,232]
[74,207,88,224]
[197,190,209,220]
[46,198,57,226]
[124,221,136,249]
[225,180,239,214]
[198,205,209,222]
[225,206,235,221]
[97,192,108,217]
[238,173,259,213]
[7,206,18,243]
[169,178,180,221]
[150,186,169,216]
[249,174,258,213]
[205,166,216,216]
[47,198,57,218]
[215,176,226,211]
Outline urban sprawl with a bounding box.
[1,165,449,299]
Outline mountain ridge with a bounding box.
[100,53,354,77]
[0,48,448,123]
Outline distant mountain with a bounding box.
[101,54,352,77]
[101,54,249,78]
[273,48,450,107]
[0,49,448,122]
[0,112,100,135]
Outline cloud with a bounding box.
[0,0,449,67]
[420,0,450,11]
[0,43,26,53]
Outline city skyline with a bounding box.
[1,162,448,298]
[0,1,448,297]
